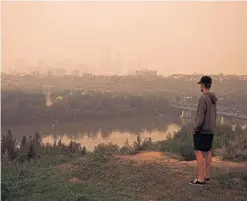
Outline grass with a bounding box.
[2,125,247,201]
[2,151,247,201]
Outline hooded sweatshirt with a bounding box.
[194,92,218,134]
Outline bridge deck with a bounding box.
[171,104,247,120]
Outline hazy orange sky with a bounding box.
[1,2,247,75]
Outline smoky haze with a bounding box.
[2,2,247,75]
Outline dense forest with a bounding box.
[1,90,173,125]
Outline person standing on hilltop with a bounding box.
[190,76,218,186]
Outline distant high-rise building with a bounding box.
[136,69,157,77]
[101,47,113,75]
[47,68,55,76]
[61,59,74,73]
[54,68,66,76]
[71,69,80,76]
[32,71,40,76]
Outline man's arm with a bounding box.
[194,96,206,134]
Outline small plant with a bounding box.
[132,135,154,152]
[120,139,137,155]
[133,135,141,151]
[82,146,86,155]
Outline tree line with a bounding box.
[1,130,86,162]
[1,90,172,125]
[2,74,247,105]
[2,74,247,125]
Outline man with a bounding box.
[190,76,218,186]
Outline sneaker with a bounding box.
[189,178,206,186]
[204,178,210,182]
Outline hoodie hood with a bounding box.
[205,92,218,104]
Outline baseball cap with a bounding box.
[197,76,212,84]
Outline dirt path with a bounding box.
[118,151,247,170]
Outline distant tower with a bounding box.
[101,47,112,75]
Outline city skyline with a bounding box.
[2,2,247,75]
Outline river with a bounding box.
[2,112,246,151]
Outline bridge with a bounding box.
[170,102,247,120]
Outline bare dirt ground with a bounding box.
[118,151,247,170]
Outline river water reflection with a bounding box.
[42,124,181,150]
[2,114,181,150]
[2,113,246,151]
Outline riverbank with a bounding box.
[2,151,247,201]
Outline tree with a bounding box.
[6,130,16,160]
[34,132,42,145]
[53,141,57,147]
[20,136,27,148]
[58,139,62,147]
[30,132,41,159]
[1,134,7,154]
[133,135,142,151]
[69,140,73,152]
[82,146,86,155]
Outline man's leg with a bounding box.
[195,150,205,182]
[204,151,212,179]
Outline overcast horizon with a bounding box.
[2,2,247,75]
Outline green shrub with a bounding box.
[94,143,120,155]
[179,144,195,161]
[156,124,247,162]
[222,136,247,161]
[156,125,195,161]
[119,140,137,155]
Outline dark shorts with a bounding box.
[193,133,214,152]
